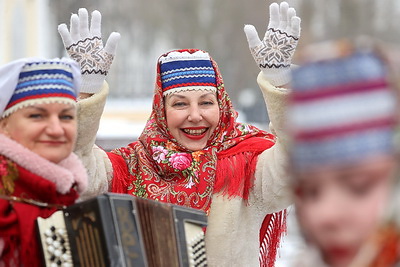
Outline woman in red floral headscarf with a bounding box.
[59,2,300,266]
[110,49,288,266]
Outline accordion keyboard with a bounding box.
[185,222,207,267]
[37,211,73,267]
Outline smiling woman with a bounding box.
[1,103,77,163]
[162,52,221,151]
[165,90,220,151]
[0,58,88,267]
[59,2,300,266]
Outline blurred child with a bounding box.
[286,40,400,267]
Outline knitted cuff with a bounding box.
[261,64,299,87]
[80,74,106,94]
[261,67,291,87]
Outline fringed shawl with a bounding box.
[109,49,285,266]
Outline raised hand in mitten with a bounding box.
[58,8,121,94]
[244,1,301,87]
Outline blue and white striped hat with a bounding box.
[0,57,81,118]
[287,47,398,172]
[159,50,217,96]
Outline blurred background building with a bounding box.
[2,0,400,148]
[0,0,57,62]
[1,0,400,265]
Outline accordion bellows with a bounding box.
[37,193,208,267]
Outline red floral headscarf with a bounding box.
[110,49,275,213]
[109,49,284,266]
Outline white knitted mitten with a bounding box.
[244,2,301,86]
[58,8,120,94]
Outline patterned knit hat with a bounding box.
[159,50,217,96]
[287,44,398,172]
[0,58,81,118]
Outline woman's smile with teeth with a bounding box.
[182,128,208,135]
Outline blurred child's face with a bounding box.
[293,156,396,267]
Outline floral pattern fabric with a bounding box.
[0,155,18,196]
[110,49,275,214]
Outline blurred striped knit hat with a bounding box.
[287,43,398,172]
[0,58,81,118]
[159,50,217,96]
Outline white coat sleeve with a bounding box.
[74,82,114,200]
[253,72,293,213]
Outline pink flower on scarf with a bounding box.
[152,146,168,163]
[169,153,192,170]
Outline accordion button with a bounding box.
[45,229,53,236]
[53,241,60,248]
[61,254,70,261]
[54,249,62,257]
[47,245,55,253]
[57,228,66,235]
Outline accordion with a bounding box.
[36,193,208,267]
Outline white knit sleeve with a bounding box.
[74,82,113,201]
[254,139,292,213]
[252,72,293,213]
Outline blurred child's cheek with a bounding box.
[293,160,396,267]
